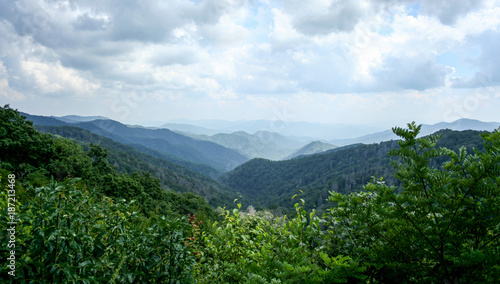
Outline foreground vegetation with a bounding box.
[1,105,499,283]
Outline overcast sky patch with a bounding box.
[0,0,499,127]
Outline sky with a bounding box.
[0,0,499,128]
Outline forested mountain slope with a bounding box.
[35,125,237,207]
[285,141,337,159]
[186,130,307,160]
[22,113,249,172]
[221,129,487,215]
[74,119,250,172]
[1,106,218,219]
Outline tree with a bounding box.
[0,105,54,179]
[326,122,500,283]
[48,137,92,180]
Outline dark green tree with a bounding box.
[0,105,54,180]
[48,137,92,180]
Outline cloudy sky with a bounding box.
[1,0,499,128]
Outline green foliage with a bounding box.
[0,105,54,179]
[325,122,500,283]
[194,201,366,283]
[0,180,196,283]
[48,137,93,180]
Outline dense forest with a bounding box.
[222,128,487,215]
[1,105,499,283]
[33,125,237,208]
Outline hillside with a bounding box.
[285,141,337,159]
[221,129,487,215]
[2,106,219,219]
[187,130,307,160]
[35,125,237,207]
[53,115,110,123]
[163,119,381,140]
[22,113,250,172]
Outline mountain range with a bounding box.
[221,129,488,215]
[34,125,237,207]
[183,130,307,160]
[17,111,500,215]
[162,119,383,140]
[22,113,500,175]
[22,113,248,174]
[331,118,500,146]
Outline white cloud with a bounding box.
[419,0,486,25]
[283,0,369,35]
[20,59,99,95]
[0,61,26,101]
[1,0,500,126]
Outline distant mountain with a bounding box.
[221,129,488,215]
[330,129,396,146]
[163,119,382,140]
[162,123,222,136]
[21,112,71,127]
[77,119,250,171]
[24,113,249,172]
[53,115,110,123]
[424,118,500,133]
[187,130,307,160]
[285,141,337,159]
[331,118,500,146]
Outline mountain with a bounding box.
[163,119,382,140]
[221,129,488,215]
[76,119,250,172]
[35,125,237,207]
[53,115,110,123]
[23,113,249,172]
[425,118,500,133]
[330,129,396,146]
[161,123,223,136]
[186,130,308,160]
[21,112,71,127]
[331,118,500,146]
[285,141,337,159]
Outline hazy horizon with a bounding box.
[1,0,499,128]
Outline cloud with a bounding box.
[1,0,500,126]
[283,0,368,35]
[0,61,26,101]
[72,12,109,31]
[373,0,487,26]
[371,55,452,91]
[20,59,99,96]
[451,29,500,88]
[419,0,486,25]
[148,45,204,66]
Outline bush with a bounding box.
[0,179,196,283]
